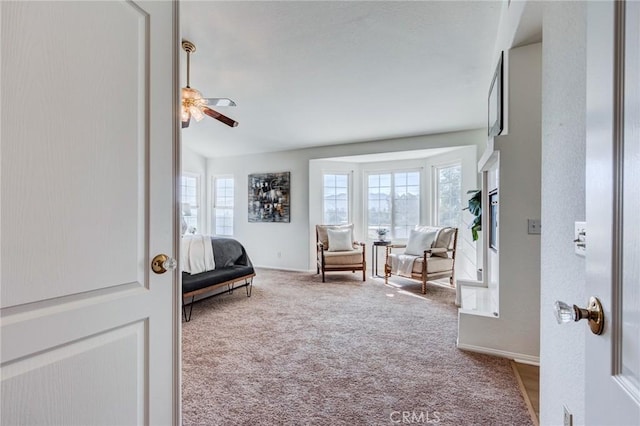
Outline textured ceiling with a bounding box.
[180,1,501,158]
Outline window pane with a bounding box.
[214,177,234,235]
[367,173,392,237]
[436,164,462,228]
[367,172,418,240]
[181,175,199,233]
[323,173,349,225]
[215,208,233,236]
[408,172,420,186]
[391,171,420,239]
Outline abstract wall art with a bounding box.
[248,172,290,223]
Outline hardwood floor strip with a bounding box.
[511,361,539,426]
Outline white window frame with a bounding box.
[433,161,463,229]
[212,175,234,236]
[321,172,351,225]
[365,168,421,240]
[181,172,201,234]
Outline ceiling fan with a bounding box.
[181,39,238,128]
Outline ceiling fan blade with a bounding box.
[203,106,239,128]
[203,98,236,107]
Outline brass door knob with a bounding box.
[554,296,604,335]
[151,254,177,274]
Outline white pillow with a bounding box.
[404,229,437,256]
[327,228,354,252]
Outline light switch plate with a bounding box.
[574,221,586,256]
[527,219,541,234]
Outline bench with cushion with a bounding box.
[182,237,255,321]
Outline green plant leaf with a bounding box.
[464,189,482,240]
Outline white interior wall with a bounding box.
[208,149,311,270]
[457,43,542,363]
[206,130,484,271]
[494,44,541,354]
[539,2,587,424]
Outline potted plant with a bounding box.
[463,190,482,241]
[376,228,389,241]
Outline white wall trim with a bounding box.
[456,341,540,366]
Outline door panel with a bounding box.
[2,322,145,425]
[0,1,178,424]
[586,1,640,424]
[1,1,149,306]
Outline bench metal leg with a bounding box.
[182,295,195,322]
[182,274,255,320]
[245,277,253,297]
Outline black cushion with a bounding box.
[181,237,254,295]
[182,265,254,294]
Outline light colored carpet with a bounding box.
[182,269,533,426]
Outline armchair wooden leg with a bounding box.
[362,267,365,281]
[421,277,427,294]
[384,264,389,284]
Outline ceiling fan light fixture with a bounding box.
[189,105,205,122]
[181,87,208,122]
[182,87,205,102]
[181,107,190,123]
[181,39,238,128]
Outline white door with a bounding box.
[0,2,179,425]
[586,1,640,424]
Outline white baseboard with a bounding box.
[457,279,485,288]
[456,342,540,366]
[253,265,312,273]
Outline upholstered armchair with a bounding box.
[316,224,366,282]
[384,226,458,294]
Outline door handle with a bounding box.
[151,254,177,274]
[554,296,604,335]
